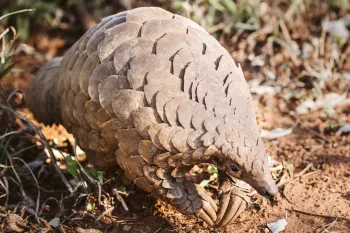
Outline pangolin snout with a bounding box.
[240,170,278,200]
[259,176,278,201]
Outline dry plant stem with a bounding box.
[283,171,319,192]
[0,178,9,206]
[0,131,21,140]
[286,208,350,221]
[96,206,115,221]
[73,154,102,201]
[5,152,28,201]
[12,157,40,213]
[10,144,38,157]
[316,218,337,233]
[277,163,315,187]
[319,19,328,57]
[207,22,226,34]
[296,163,314,177]
[278,18,301,66]
[0,26,16,47]
[39,197,62,216]
[113,188,129,211]
[0,104,73,193]
[0,9,35,21]
[0,28,10,41]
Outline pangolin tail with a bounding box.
[26,57,62,125]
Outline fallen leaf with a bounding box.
[267,219,288,233]
[261,128,293,139]
[295,93,346,114]
[48,217,60,227]
[326,16,350,41]
[336,124,350,136]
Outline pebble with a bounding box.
[122,225,131,231]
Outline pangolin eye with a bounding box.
[231,164,239,172]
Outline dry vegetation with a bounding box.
[0,0,350,232]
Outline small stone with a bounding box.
[122,225,131,232]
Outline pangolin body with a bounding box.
[26,7,277,227]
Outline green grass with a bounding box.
[171,0,261,35]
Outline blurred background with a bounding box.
[0,1,349,232]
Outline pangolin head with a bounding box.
[214,136,278,200]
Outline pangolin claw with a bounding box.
[198,208,214,226]
[196,184,218,226]
[216,181,250,227]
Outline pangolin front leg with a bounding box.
[216,180,250,227]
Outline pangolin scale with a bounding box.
[26,7,277,227]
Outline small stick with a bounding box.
[316,218,337,233]
[96,206,114,222]
[319,18,328,57]
[286,208,350,221]
[71,147,102,201]
[12,157,41,213]
[113,188,129,211]
[278,165,317,188]
[278,18,301,66]
[5,152,28,201]
[0,9,35,21]
[0,178,9,206]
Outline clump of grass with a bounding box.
[0,0,111,41]
[330,0,349,10]
[0,1,56,41]
[171,0,261,35]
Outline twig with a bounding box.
[113,188,129,211]
[319,19,328,57]
[296,163,314,177]
[278,18,301,66]
[207,22,225,34]
[285,0,302,19]
[71,147,102,201]
[0,131,21,140]
[0,178,9,206]
[12,157,40,213]
[39,197,64,217]
[277,163,317,187]
[0,28,10,41]
[9,144,38,157]
[5,151,28,202]
[154,228,162,233]
[284,170,319,188]
[96,206,114,222]
[316,218,337,233]
[286,208,350,221]
[0,9,35,21]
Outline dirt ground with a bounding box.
[1,1,350,232]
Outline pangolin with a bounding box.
[26,7,278,227]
